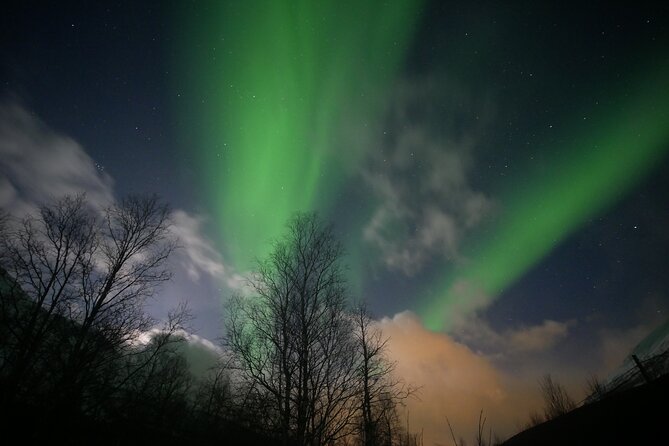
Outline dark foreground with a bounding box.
[502,373,669,446]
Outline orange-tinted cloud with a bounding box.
[378,312,571,445]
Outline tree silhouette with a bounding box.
[226,213,360,445]
[353,302,416,446]
[539,374,576,420]
[0,195,97,403]
[0,194,178,418]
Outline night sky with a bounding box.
[2,1,668,442]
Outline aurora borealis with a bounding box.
[421,62,669,330]
[173,2,669,333]
[177,0,423,268]
[3,1,669,442]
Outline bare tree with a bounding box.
[523,374,576,429]
[194,365,234,422]
[225,213,360,446]
[446,415,461,446]
[584,373,606,403]
[55,194,175,409]
[539,374,576,420]
[444,410,497,446]
[0,195,97,402]
[0,194,177,414]
[116,328,194,430]
[353,303,415,446]
[94,303,192,420]
[525,410,545,428]
[474,409,493,446]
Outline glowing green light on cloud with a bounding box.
[421,64,669,331]
[177,1,422,269]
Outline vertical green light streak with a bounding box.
[421,65,669,331]
[179,1,422,269]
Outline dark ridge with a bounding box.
[502,373,669,446]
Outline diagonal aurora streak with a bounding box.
[420,64,669,331]
[177,3,667,331]
[177,0,422,269]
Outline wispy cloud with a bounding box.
[362,78,494,276]
[378,312,540,444]
[0,101,245,292]
[134,327,224,379]
[505,320,572,353]
[0,101,241,340]
[169,210,248,291]
[453,315,575,357]
[0,103,115,216]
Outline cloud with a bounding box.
[453,315,575,357]
[0,101,245,293]
[170,210,247,291]
[0,102,115,216]
[134,328,224,379]
[0,101,241,339]
[362,78,494,276]
[375,311,598,444]
[506,320,572,353]
[376,310,669,444]
[173,330,225,378]
[378,312,541,444]
[171,211,225,280]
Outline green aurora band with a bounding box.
[420,63,669,331]
[178,4,668,333]
[179,0,422,269]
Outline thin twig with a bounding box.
[446,415,459,446]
